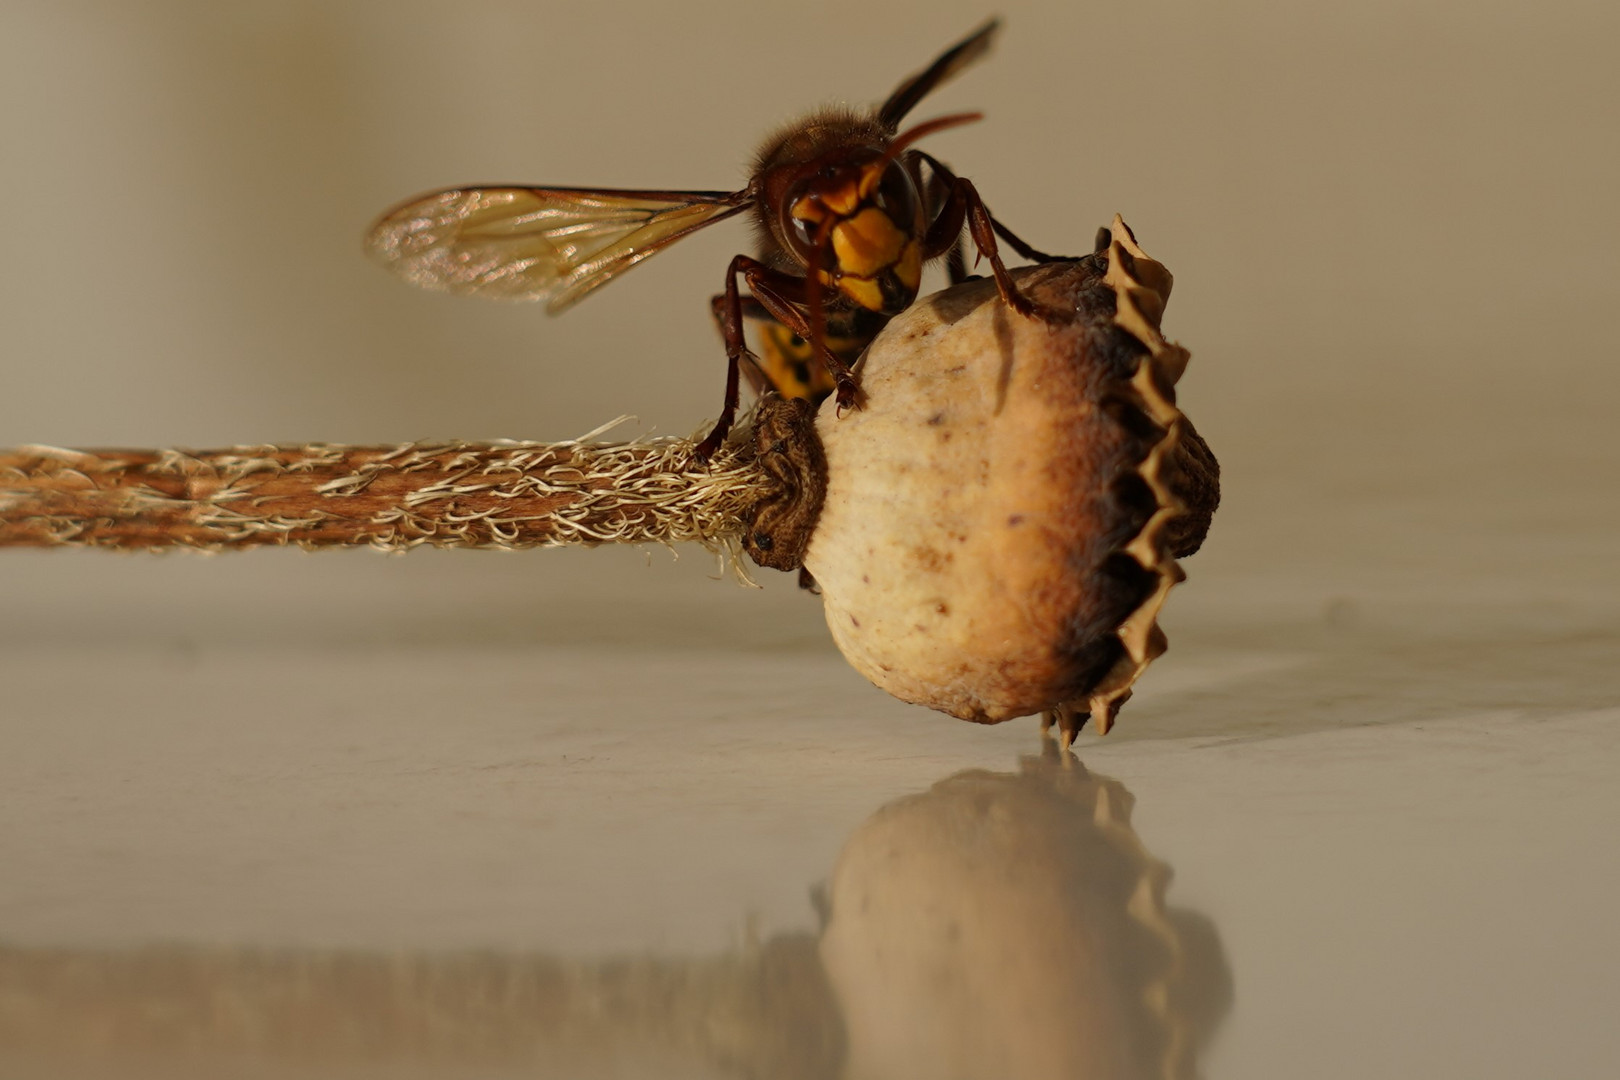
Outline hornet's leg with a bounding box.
[711,292,779,399]
[921,176,1062,324]
[916,150,1067,264]
[698,257,764,462]
[699,256,859,461]
[736,259,861,409]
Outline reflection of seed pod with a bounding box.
[802,218,1218,739]
[820,750,1233,1080]
[0,752,1228,1080]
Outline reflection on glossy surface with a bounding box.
[823,745,1231,1079]
[0,937,838,1080]
[0,746,1227,1079]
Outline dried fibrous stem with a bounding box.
[0,431,772,553]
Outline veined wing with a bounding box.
[365,186,753,313]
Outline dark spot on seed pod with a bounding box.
[1008,514,1024,526]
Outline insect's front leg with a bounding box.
[733,258,862,413]
[698,256,860,461]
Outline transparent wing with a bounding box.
[364,186,753,313]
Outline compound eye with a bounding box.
[782,205,820,262]
[871,163,920,232]
[784,187,835,265]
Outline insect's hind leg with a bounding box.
[989,214,1066,265]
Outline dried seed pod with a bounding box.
[798,217,1217,741]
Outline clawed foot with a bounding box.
[834,375,863,416]
[693,430,724,464]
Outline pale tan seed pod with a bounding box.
[795,217,1217,742]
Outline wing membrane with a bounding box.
[365,186,753,313]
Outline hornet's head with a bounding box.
[754,110,979,315]
[779,147,925,315]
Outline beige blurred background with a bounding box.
[2,0,1616,642]
[1,3,1618,1078]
